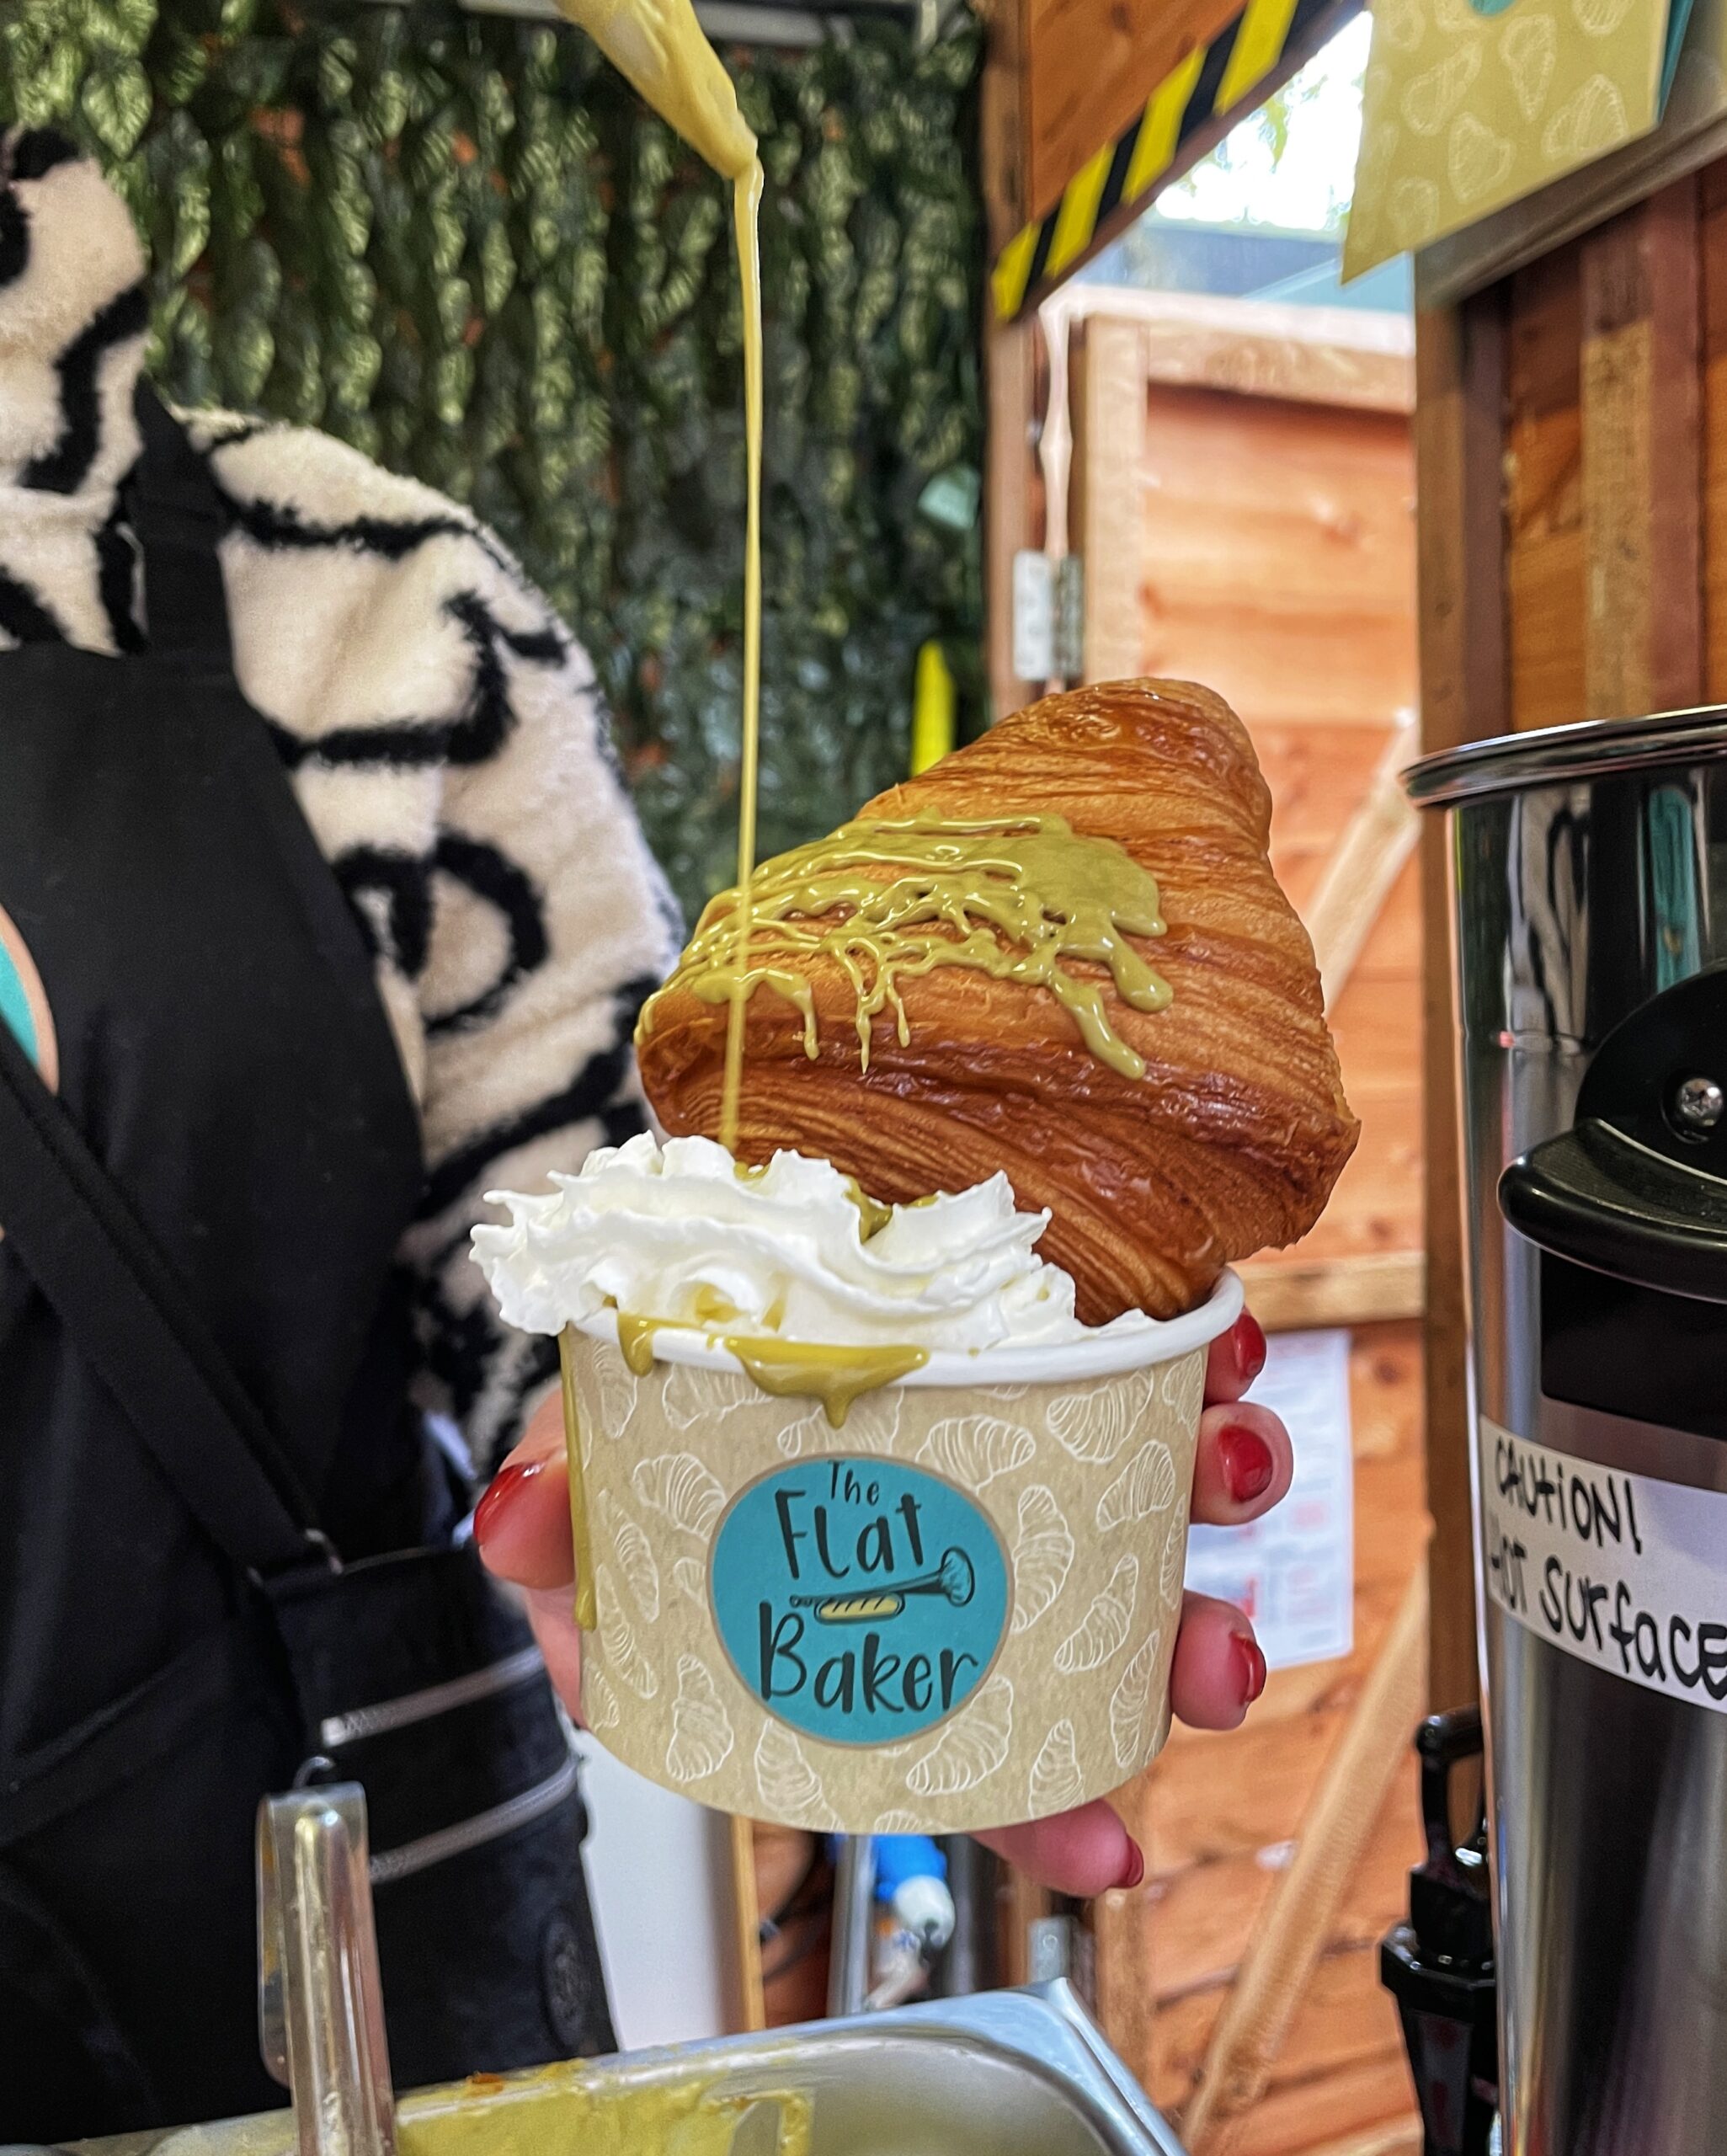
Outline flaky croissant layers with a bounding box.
[637,679,1357,1322]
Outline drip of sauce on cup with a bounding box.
[719,1336,930,1426]
[615,1310,928,1425]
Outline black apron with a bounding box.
[0,392,612,2138]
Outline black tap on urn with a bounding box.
[1381,1708,1497,2156]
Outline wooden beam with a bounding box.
[1067,286,1415,349]
[1413,291,1509,1716]
[1001,1868,1053,1987]
[1505,243,1585,732]
[1579,180,1704,721]
[1140,318,1413,417]
[1075,313,1149,684]
[1180,1566,1428,2152]
[981,0,1039,725]
[1057,288,1415,414]
[1239,1251,1425,1335]
[1305,2124,1424,2156]
[1092,1867,1156,2092]
[729,1812,766,2031]
[1701,161,1727,698]
[985,312,1041,722]
[978,0,1029,263]
[1303,715,1421,1012]
[1415,296,1510,748]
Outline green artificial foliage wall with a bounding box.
[0,0,985,916]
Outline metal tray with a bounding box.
[45,1788,1186,2156]
[65,1984,1186,2156]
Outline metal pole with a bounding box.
[825,1835,877,2019]
[258,1786,395,2156]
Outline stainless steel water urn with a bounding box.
[1408,712,1727,2156]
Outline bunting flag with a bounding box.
[991,0,1353,323]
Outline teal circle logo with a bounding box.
[710,1457,1010,1747]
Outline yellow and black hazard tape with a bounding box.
[991,0,1351,323]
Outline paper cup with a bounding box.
[562,1272,1243,1834]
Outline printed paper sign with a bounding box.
[709,1456,1010,1747]
[1186,1329,1355,1672]
[1479,1418,1727,1713]
[1345,0,1687,280]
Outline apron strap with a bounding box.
[0,1017,322,1577]
[130,382,233,657]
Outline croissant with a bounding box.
[637,679,1357,1321]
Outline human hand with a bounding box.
[474,1310,1285,1900]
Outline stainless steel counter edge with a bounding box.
[46,1983,1187,2156]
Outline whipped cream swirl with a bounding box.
[472,1133,1151,1352]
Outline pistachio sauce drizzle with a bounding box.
[639,808,1172,1081]
[557,1326,599,1631]
[718,157,765,1155]
[719,1336,930,1427]
[606,1175,929,1428]
[613,1310,927,1423]
[552,0,765,1153]
[616,1310,666,1377]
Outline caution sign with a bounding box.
[1479,1418,1727,1716]
[992,0,1351,322]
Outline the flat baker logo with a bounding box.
[710,1457,1009,1747]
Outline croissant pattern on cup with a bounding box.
[637,678,1358,1321]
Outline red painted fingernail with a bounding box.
[473,1458,543,1549]
[1233,1635,1268,1705]
[1116,1839,1145,1891]
[1218,1422,1275,1504]
[1232,1312,1267,1386]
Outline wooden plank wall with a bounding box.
[1703,165,1727,691]
[1105,1326,1427,2154]
[1500,175,1708,728]
[1071,318,1427,2154]
[1411,291,1507,1719]
[1126,371,1424,1293]
[1420,168,1723,1724]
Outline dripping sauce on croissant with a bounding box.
[639,678,1359,1327]
[638,808,1175,1081]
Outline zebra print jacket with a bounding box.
[0,130,680,1470]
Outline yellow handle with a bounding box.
[559,1326,599,1632]
[909,639,957,775]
